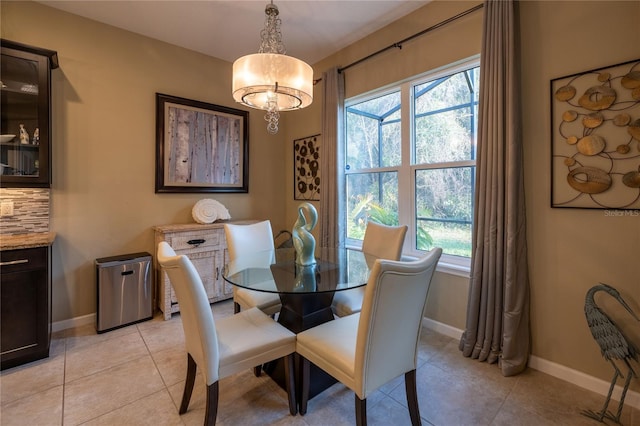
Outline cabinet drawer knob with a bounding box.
[0,259,29,266]
[187,239,206,247]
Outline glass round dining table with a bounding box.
[223,247,377,333]
[223,246,378,400]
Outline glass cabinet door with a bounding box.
[0,40,57,187]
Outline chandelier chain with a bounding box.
[259,3,286,54]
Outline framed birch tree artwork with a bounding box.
[155,93,249,193]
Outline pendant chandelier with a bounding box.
[232,1,313,134]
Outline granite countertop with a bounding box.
[0,232,56,250]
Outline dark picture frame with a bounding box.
[155,93,249,193]
[293,134,321,201]
[550,59,640,209]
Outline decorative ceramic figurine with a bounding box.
[19,124,29,144]
[292,202,318,266]
[32,128,39,145]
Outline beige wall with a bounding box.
[519,0,639,391]
[3,0,639,393]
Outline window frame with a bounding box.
[343,56,480,277]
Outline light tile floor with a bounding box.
[1,300,638,426]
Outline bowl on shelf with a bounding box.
[0,134,16,143]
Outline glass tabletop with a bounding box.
[223,247,377,294]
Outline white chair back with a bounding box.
[225,220,275,260]
[224,220,281,317]
[157,242,220,385]
[362,221,408,260]
[331,221,408,317]
[225,248,276,277]
[355,248,442,397]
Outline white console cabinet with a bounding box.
[154,221,254,320]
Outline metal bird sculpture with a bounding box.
[582,283,639,423]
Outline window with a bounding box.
[344,58,479,272]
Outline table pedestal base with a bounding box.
[263,354,336,401]
[278,292,335,333]
[265,292,338,404]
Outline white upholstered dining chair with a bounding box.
[157,242,297,425]
[297,248,442,426]
[331,221,408,317]
[224,220,282,316]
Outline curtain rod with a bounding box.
[338,3,484,74]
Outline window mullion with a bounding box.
[398,82,412,252]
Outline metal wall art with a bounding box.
[551,59,640,209]
[293,134,321,201]
[155,93,249,193]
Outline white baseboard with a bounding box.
[421,318,639,410]
[422,317,464,340]
[52,313,95,333]
[529,355,639,410]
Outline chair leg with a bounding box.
[405,369,422,426]
[253,365,262,377]
[284,353,297,415]
[299,357,310,415]
[234,301,241,314]
[355,395,367,426]
[179,353,197,414]
[204,381,219,426]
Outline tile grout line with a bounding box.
[61,326,166,425]
[64,325,172,425]
[136,322,183,415]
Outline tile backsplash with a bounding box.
[0,188,50,234]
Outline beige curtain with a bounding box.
[458,0,530,376]
[319,67,346,248]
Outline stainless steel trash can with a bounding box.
[96,252,152,333]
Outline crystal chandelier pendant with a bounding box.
[265,91,280,134]
[232,1,313,134]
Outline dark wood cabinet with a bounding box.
[0,40,58,188]
[0,246,52,370]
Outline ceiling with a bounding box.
[37,1,431,65]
